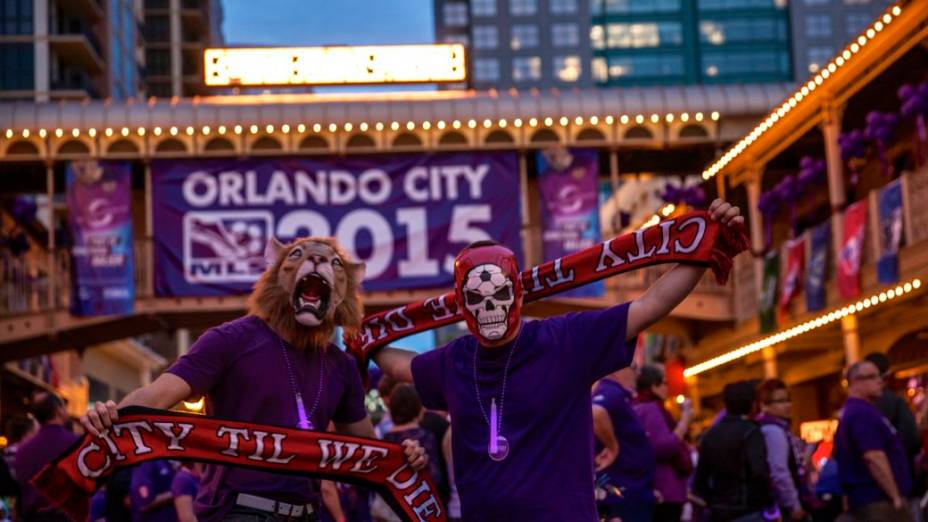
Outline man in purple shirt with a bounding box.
[13,393,78,521]
[834,360,913,521]
[130,459,179,522]
[374,200,744,520]
[81,238,427,522]
[592,366,656,522]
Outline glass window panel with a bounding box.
[443,3,469,26]
[513,56,542,80]
[552,23,579,47]
[474,26,498,49]
[805,14,832,37]
[550,0,578,14]
[474,58,500,81]
[511,25,539,49]
[510,0,537,16]
[472,0,497,16]
[553,55,581,81]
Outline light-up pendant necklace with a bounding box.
[473,326,521,461]
[278,336,324,430]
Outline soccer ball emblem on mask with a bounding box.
[463,264,515,340]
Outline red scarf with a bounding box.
[32,408,446,522]
[348,211,748,365]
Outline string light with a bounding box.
[452,120,462,129]
[375,122,385,131]
[233,125,243,134]
[296,124,305,133]
[343,122,353,132]
[55,129,64,138]
[328,123,338,132]
[359,122,369,131]
[685,277,923,377]
[313,123,322,133]
[436,120,446,130]
[71,129,80,138]
[137,127,145,136]
[38,129,47,138]
[105,128,114,137]
[218,125,227,134]
[154,127,163,136]
[281,124,290,133]
[406,121,416,131]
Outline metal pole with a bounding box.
[45,162,56,314]
[144,161,154,296]
[518,151,533,266]
[609,149,620,194]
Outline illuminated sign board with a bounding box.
[800,419,838,443]
[203,44,466,87]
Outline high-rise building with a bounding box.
[435,0,801,89]
[0,0,145,101]
[142,0,224,98]
[789,0,892,79]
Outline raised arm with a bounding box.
[81,373,192,436]
[627,199,743,339]
[372,347,418,383]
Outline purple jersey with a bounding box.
[411,303,636,521]
[167,315,368,521]
[130,460,178,522]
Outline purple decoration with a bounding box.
[757,190,781,250]
[659,183,706,208]
[839,130,869,185]
[864,111,899,177]
[10,196,37,225]
[898,81,928,165]
[682,186,706,207]
[797,155,826,193]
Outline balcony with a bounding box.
[48,23,104,73]
[50,74,101,99]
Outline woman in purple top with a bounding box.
[634,364,693,522]
[172,463,202,522]
[374,200,745,520]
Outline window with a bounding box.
[513,56,542,81]
[443,33,470,46]
[592,57,608,82]
[845,12,872,35]
[146,49,171,75]
[553,55,581,82]
[591,24,605,49]
[698,0,782,8]
[511,25,539,49]
[551,23,579,47]
[472,0,497,16]
[0,43,34,90]
[474,58,500,82]
[510,0,537,16]
[145,15,170,42]
[606,22,682,48]
[443,3,468,26]
[699,18,787,44]
[605,0,679,13]
[474,26,498,49]
[805,14,831,37]
[1,0,33,35]
[844,0,870,4]
[803,0,828,4]
[806,46,833,72]
[607,54,684,79]
[550,0,577,14]
[702,50,790,78]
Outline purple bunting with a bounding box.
[898,81,928,165]
[658,183,706,208]
[839,130,868,185]
[864,111,899,178]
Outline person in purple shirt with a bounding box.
[834,360,913,521]
[373,199,744,520]
[81,238,427,522]
[172,463,202,522]
[592,365,656,522]
[130,459,179,522]
[633,364,693,522]
[13,392,78,522]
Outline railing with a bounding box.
[49,21,104,60]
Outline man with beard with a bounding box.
[372,199,744,521]
[81,237,426,522]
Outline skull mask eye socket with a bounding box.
[493,286,512,301]
[465,290,485,306]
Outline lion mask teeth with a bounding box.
[293,272,332,320]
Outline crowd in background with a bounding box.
[0,350,925,522]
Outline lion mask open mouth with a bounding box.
[293,272,332,321]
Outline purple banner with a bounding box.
[152,153,522,296]
[66,161,135,316]
[537,148,604,298]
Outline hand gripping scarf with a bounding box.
[33,407,446,522]
[348,211,749,369]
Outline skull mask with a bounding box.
[454,243,523,345]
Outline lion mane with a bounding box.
[247,237,364,350]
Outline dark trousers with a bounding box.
[653,502,684,522]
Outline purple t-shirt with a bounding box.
[592,378,655,504]
[13,424,79,516]
[166,315,368,521]
[171,468,199,499]
[835,397,912,510]
[130,459,178,522]
[411,303,636,521]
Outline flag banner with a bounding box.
[151,153,522,296]
[33,408,445,522]
[348,211,750,365]
[66,161,135,316]
[537,148,604,298]
[760,250,780,333]
[838,200,868,299]
[806,221,831,312]
[779,236,806,316]
[877,179,904,284]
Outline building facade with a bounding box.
[0,0,145,101]
[142,0,224,98]
[789,0,893,79]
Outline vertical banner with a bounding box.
[151,153,522,295]
[779,236,805,316]
[536,148,604,298]
[838,200,868,300]
[806,221,831,312]
[759,250,780,333]
[66,161,135,316]
[877,179,904,284]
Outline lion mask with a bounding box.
[248,237,365,350]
